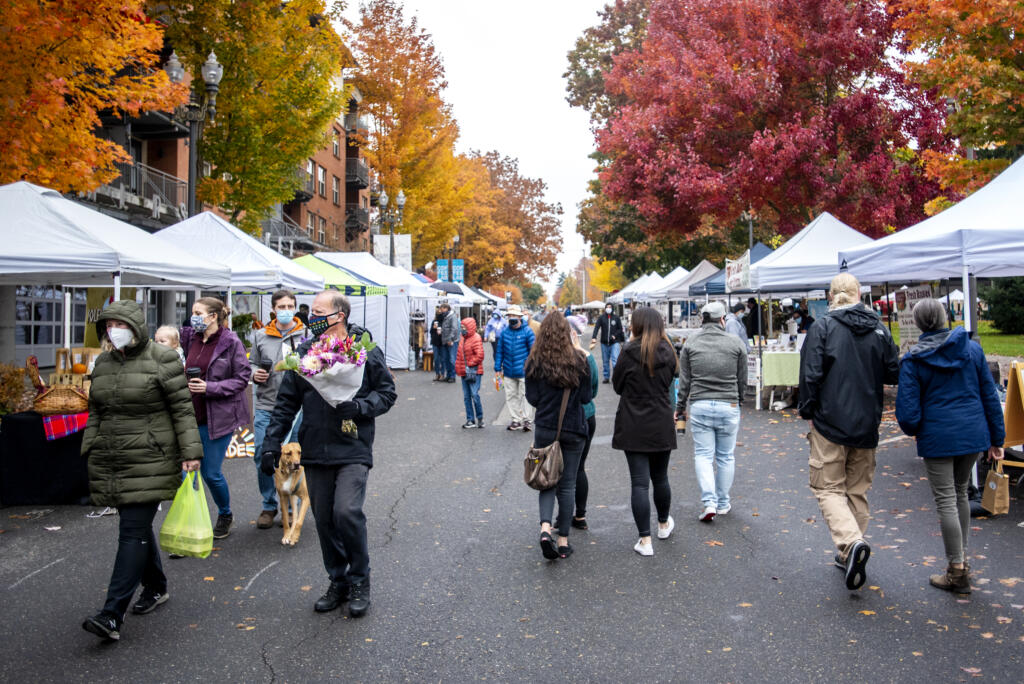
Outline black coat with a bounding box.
[798,304,899,449]
[611,339,678,452]
[593,313,626,346]
[525,354,593,439]
[263,324,397,467]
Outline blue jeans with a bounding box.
[600,342,621,380]
[252,408,303,512]
[461,373,483,422]
[432,344,446,377]
[689,400,741,509]
[447,344,458,379]
[198,424,233,517]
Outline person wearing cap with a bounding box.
[798,273,899,591]
[676,300,748,524]
[725,302,750,350]
[494,305,536,430]
[591,303,626,384]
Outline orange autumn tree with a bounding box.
[452,155,518,287]
[893,0,1024,196]
[0,1,186,190]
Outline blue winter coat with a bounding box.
[895,327,1005,458]
[493,322,535,378]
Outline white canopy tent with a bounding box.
[157,212,324,293]
[315,252,439,368]
[581,300,606,310]
[0,181,230,290]
[751,212,872,291]
[609,271,664,304]
[636,267,686,302]
[656,260,720,300]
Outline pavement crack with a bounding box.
[259,637,277,684]
[382,450,457,548]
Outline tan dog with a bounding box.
[274,442,311,546]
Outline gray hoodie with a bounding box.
[676,322,748,412]
[249,320,311,412]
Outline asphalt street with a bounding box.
[1,347,1022,683]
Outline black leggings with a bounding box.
[624,450,672,537]
[575,415,597,518]
[102,502,165,621]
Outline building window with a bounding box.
[318,166,326,197]
[318,217,327,244]
[333,130,341,157]
[332,176,340,205]
[307,212,315,235]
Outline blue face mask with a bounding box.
[275,310,295,327]
[190,314,208,333]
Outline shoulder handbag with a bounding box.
[523,388,570,491]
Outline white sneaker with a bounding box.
[699,506,716,522]
[657,515,675,540]
[716,504,731,515]
[633,539,653,556]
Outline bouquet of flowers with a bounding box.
[276,332,377,434]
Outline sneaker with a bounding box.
[716,504,731,515]
[446,377,456,383]
[602,378,610,384]
[657,516,675,540]
[256,509,277,529]
[699,506,716,523]
[522,420,532,432]
[462,420,477,429]
[314,581,350,612]
[348,580,371,618]
[507,422,522,431]
[834,552,845,570]
[845,540,871,590]
[477,418,485,429]
[213,514,234,539]
[634,539,653,556]
[82,613,120,641]
[131,591,169,615]
[540,531,559,560]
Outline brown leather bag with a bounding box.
[523,388,570,491]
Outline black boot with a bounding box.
[314,581,350,612]
[348,580,371,618]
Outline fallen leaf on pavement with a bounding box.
[704,540,724,547]
[998,578,1022,587]
[203,576,215,581]
[980,632,994,639]
[300,586,312,592]
[996,616,1012,624]
[738,603,753,608]
[858,610,876,616]
[911,651,922,656]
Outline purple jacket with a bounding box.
[181,326,252,439]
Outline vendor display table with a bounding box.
[0,412,88,506]
[761,351,801,387]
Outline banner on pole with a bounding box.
[895,284,933,355]
[725,250,751,293]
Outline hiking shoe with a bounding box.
[82,613,120,641]
[930,565,971,594]
[462,420,477,429]
[845,540,871,590]
[657,516,675,540]
[634,539,653,556]
[507,422,522,431]
[213,514,234,539]
[131,591,169,615]
[699,506,716,523]
[257,509,277,529]
[314,581,350,612]
[522,420,532,432]
[348,580,371,618]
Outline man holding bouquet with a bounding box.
[260,291,396,618]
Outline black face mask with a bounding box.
[308,311,342,337]
[509,319,521,328]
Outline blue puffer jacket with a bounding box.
[895,327,1005,458]
[493,322,535,378]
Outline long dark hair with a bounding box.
[630,307,677,377]
[525,312,585,388]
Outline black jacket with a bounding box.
[593,313,626,346]
[429,313,443,347]
[525,354,593,439]
[798,304,899,449]
[263,324,397,467]
[612,339,678,452]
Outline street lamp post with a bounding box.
[165,50,224,217]
[447,234,460,282]
[378,188,406,267]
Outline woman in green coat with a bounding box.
[81,301,202,642]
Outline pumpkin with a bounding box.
[71,363,88,375]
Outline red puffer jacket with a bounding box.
[456,318,485,377]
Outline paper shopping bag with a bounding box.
[981,461,1010,516]
[159,472,213,558]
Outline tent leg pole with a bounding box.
[884,282,891,334]
[963,264,973,334]
[63,290,71,350]
[113,272,122,301]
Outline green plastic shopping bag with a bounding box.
[159,471,213,558]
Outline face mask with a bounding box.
[509,319,521,328]
[108,327,133,350]
[275,310,295,327]
[190,313,208,333]
[461,327,468,336]
[308,311,340,338]
[605,307,612,314]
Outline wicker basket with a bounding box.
[34,385,89,416]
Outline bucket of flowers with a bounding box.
[275,332,377,434]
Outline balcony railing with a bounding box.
[262,212,324,255]
[344,205,370,242]
[345,158,369,188]
[292,167,315,203]
[95,159,188,220]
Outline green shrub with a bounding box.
[981,277,1024,335]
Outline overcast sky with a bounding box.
[346,1,608,294]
